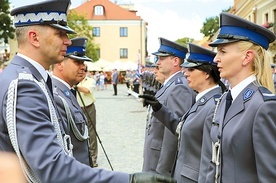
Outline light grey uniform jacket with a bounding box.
[0,56,129,182]
[142,71,196,176]
[154,87,222,183]
[205,83,276,183]
[52,77,90,166]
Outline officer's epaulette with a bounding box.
[258,87,276,101]
[213,94,222,105]
[175,77,183,85]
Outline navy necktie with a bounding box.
[70,89,76,97]
[46,75,53,96]
[224,90,232,119]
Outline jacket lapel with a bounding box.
[223,83,258,127]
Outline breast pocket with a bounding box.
[73,110,87,134]
[180,164,199,182]
[150,139,162,151]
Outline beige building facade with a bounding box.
[73,0,148,67]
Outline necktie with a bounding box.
[224,90,232,119]
[70,89,76,97]
[46,75,53,96]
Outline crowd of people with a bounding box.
[0,0,275,183]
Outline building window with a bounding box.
[92,27,100,37]
[120,27,128,37]
[265,13,269,22]
[94,6,104,15]
[120,48,128,58]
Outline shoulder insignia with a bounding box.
[18,72,34,81]
[258,87,276,101]
[175,77,183,85]
[64,89,71,97]
[243,88,254,101]
[198,96,207,105]
[213,94,222,105]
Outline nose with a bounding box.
[64,35,72,46]
[184,71,189,78]
[213,54,219,63]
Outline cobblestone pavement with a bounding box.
[92,84,147,173]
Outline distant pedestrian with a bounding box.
[99,71,105,90]
[112,68,119,95]
[78,65,99,167]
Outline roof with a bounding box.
[72,0,142,20]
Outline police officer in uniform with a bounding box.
[206,12,276,183]
[140,37,196,176]
[52,37,92,166]
[141,43,226,182]
[0,0,176,182]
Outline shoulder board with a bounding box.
[18,72,34,81]
[175,77,183,85]
[258,87,276,101]
[213,94,222,105]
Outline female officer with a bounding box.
[140,43,226,182]
[205,12,276,183]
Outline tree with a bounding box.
[68,10,99,61]
[200,16,219,40]
[175,37,194,47]
[200,7,231,40]
[0,0,15,44]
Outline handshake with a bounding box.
[130,172,176,183]
[139,94,162,112]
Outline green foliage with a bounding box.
[175,37,194,47]
[0,0,15,44]
[68,10,99,61]
[200,16,219,40]
[200,6,231,40]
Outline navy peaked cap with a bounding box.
[182,43,216,68]
[10,0,76,34]
[209,12,276,50]
[152,37,188,59]
[66,37,92,62]
[271,63,275,68]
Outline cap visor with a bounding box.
[50,24,76,34]
[181,61,202,68]
[68,55,92,62]
[209,39,239,47]
[152,51,171,57]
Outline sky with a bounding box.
[9,0,233,54]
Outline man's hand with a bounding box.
[129,172,176,183]
[139,94,162,111]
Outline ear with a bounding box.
[173,57,180,67]
[56,62,64,71]
[28,29,40,48]
[242,50,254,66]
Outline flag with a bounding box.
[136,53,142,78]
